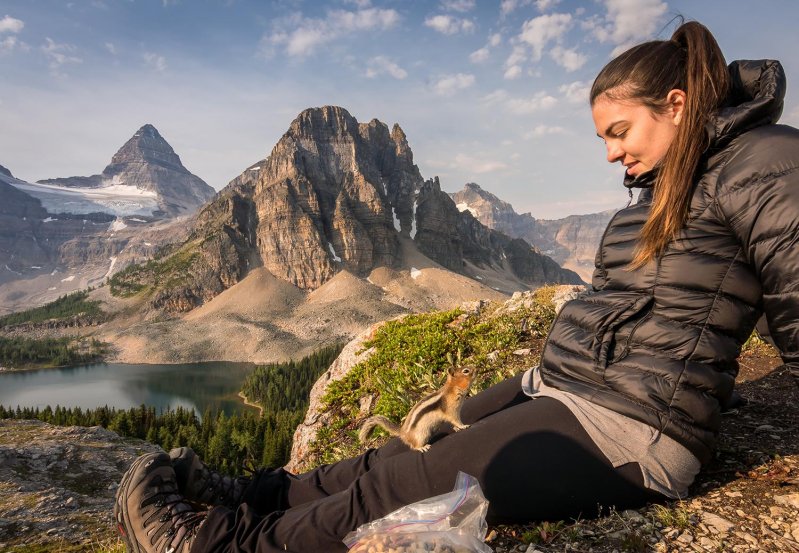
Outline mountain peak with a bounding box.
[0,163,12,178]
[133,123,161,139]
[107,124,183,172]
[290,106,359,138]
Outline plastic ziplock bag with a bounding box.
[344,471,492,553]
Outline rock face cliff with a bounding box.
[35,124,215,217]
[451,183,615,283]
[144,107,581,312]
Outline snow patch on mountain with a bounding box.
[5,177,159,217]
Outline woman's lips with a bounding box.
[625,162,639,175]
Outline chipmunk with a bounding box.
[358,363,477,452]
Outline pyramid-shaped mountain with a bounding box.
[120,106,581,313]
[37,124,215,217]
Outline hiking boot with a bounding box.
[115,452,207,553]
[169,447,250,509]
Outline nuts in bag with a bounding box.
[343,472,492,553]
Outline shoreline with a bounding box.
[237,391,264,416]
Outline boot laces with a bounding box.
[141,477,206,552]
[195,463,253,507]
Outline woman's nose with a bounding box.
[606,141,623,163]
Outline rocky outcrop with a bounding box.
[451,183,615,283]
[285,321,384,472]
[38,124,215,217]
[0,420,160,550]
[0,164,12,178]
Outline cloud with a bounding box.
[424,14,475,35]
[454,153,507,173]
[433,73,475,96]
[365,56,407,79]
[589,0,668,55]
[504,65,522,80]
[441,0,476,12]
[535,0,561,11]
[470,33,501,64]
[1,36,18,53]
[469,47,489,63]
[0,15,24,34]
[550,45,587,72]
[500,0,533,16]
[41,38,82,71]
[504,44,526,69]
[481,89,508,105]
[559,80,590,104]
[524,124,568,139]
[506,91,558,114]
[105,42,116,55]
[143,52,167,72]
[264,8,400,58]
[518,13,573,61]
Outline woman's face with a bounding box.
[591,90,685,178]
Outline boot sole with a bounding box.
[114,452,164,553]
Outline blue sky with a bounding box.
[1,1,798,219]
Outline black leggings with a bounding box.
[194,373,663,553]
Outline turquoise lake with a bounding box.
[0,361,259,416]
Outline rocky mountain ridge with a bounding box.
[451,182,616,283]
[131,106,581,315]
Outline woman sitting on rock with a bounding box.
[113,19,798,553]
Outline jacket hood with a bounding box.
[708,59,786,149]
[623,59,786,191]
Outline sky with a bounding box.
[1,1,798,219]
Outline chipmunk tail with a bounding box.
[358,415,400,443]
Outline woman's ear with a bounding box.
[667,89,687,126]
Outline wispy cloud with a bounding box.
[518,13,573,61]
[453,152,507,174]
[535,0,561,11]
[504,65,522,80]
[264,7,400,58]
[433,73,475,96]
[524,124,568,139]
[550,45,587,72]
[366,56,407,79]
[506,91,558,114]
[41,38,82,73]
[424,14,475,35]
[586,0,667,56]
[441,0,476,12]
[0,15,24,33]
[500,0,533,17]
[559,81,591,104]
[143,52,167,72]
[105,42,117,55]
[469,47,489,63]
[1,36,19,53]
[470,33,501,64]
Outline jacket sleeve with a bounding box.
[714,126,799,379]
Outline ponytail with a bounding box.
[590,21,730,268]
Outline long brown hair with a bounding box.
[590,21,730,268]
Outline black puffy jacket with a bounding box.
[539,60,799,465]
